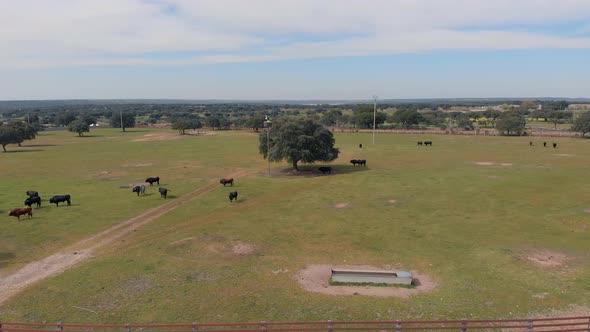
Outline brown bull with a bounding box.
[9,207,33,220]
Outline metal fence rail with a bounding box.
[1,316,590,332]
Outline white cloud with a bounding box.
[1,0,590,69]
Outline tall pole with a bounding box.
[372,95,378,144]
[267,127,271,176]
[120,111,123,132]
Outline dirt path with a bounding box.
[0,169,254,306]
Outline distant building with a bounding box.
[568,104,590,110]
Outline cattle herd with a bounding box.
[8,190,72,221]
[533,141,558,148]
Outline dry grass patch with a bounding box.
[518,248,570,268]
[334,202,350,209]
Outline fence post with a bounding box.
[58,321,63,331]
[328,320,334,332]
[1,321,3,332]
[192,322,198,331]
[587,317,589,332]
[261,321,267,332]
[461,321,467,332]
[396,320,402,332]
[125,323,131,332]
[527,320,534,332]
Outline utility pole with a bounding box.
[372,95,378,144]
[120,111,123,132]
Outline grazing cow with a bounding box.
[24,196,41,208]
[318,166,332,174]
[553,143,558,148]
[145,177,160,186]
[543,142,547,147]
[424,141,433,146]
[26,191,39,198]
[417,141,423,146]
[9,207,32,220]
[229,191,238,202]
[49,195,71,207]
[350,159,367,166]
[159,187,169,199]
[132,185,146,196]
[219,178,234,186]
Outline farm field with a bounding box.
[1,129,590,323]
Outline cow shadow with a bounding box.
[0,252,16,268]
[164,194,178,199]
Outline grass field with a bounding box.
[1,128,590,323]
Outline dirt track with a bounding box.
[0,169,254,306]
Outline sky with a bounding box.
[1,0,590,100]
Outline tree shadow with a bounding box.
[122,129,152,133]
[280,164,369,177]
[3,149,44,153]
[21,144,57,147]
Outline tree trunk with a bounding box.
[18,142,21,147]
[2,144,6,152]
[292,160,299,171]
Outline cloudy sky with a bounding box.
[1,0,590,100]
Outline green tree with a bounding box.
[320,109,343,127]
[352,105,386,129]
[259,118,339,171]
[68,119,90,136]
[547,110,573,130]
[205,116,221,130]
[495,111,526,136]
[110,112,136,132]
[0,121,38,151]
[572,112,590,136]
[57,112,77,126]
[246,113,267,132]
[389,109,425,129]
[171,116,202,135]
[0,123,17,152]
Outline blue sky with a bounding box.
[1,0,590,100]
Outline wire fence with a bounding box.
[2,316,590,332]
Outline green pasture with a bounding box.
[2,129,590,323]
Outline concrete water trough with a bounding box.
[330,268,413,286]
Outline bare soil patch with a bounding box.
[387,199,398,204]
[121,163,154,167]
[584,209,590,214]
[132,133,185,142]
[554,154,575,157]
[334,202,349,209]
[519,249,569,268]
[474,161,512,166]
[296,264,436,298]
[204,242,257,256]
[232,242,256,256]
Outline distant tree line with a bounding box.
[3,99,590,138]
